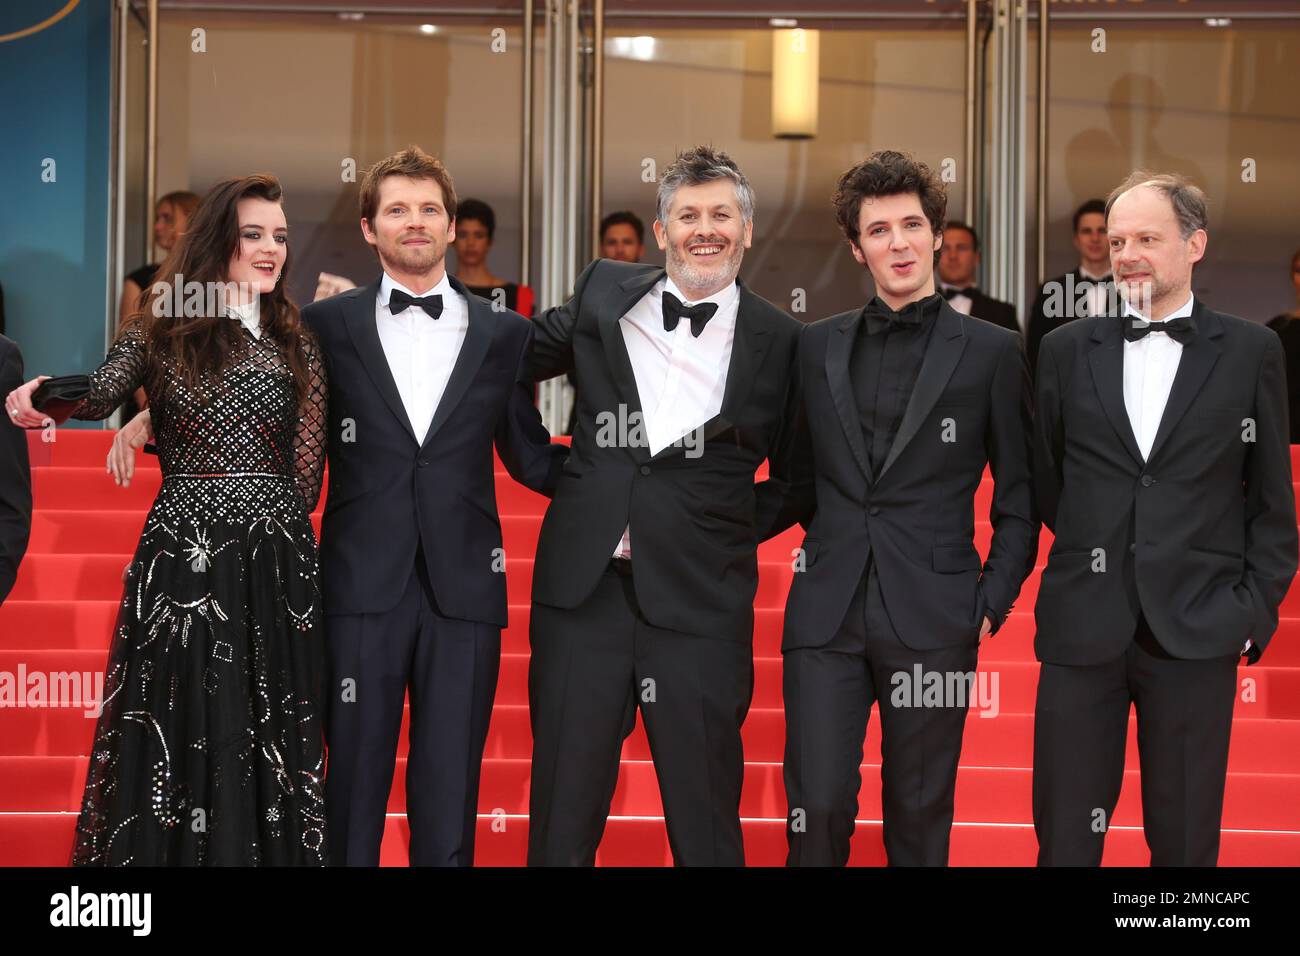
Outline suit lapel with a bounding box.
[1086,316,1145,467]
[420,275,493,450]
[598,267,661,462]
[1144,302,1224,465]
[826,308,872,482]
[344,279,418,445]
[877,303,968,481]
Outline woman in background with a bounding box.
[7,174,329,865]
[452,197,534,315]
[118,191,202,418]
[119,191,202,325]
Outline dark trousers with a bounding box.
[1033,617,1239,866]
[323,556,501,866]
[527,561,754,866]
[784,562,978,866]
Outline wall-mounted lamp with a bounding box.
[772,28,819,140]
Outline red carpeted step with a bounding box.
[3,812,1297,867]
[8,652,1300,773]
[11,549,1300,623]
[9,596,1300,670]
[10,753,1297,835]
[7,647,1295,724]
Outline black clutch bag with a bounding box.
[31,374,92,420]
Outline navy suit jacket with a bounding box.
[303,274,564,624]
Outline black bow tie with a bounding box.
[1122,315,1195,344]
[864,293,941,335]
[389,289,444,319]
[941,286,975,301]
[661,291,719,337]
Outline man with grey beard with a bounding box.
[525,146,806,865]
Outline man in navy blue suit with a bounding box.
[110,146,564,866]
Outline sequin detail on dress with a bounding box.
[71,319,329,865]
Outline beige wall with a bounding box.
[152,15,1300,321]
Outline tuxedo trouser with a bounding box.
[784,560,978,867]
[1033,617,1238,866]
[323,551,501,866]
[527,561,754,866]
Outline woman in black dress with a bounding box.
[8,174,329,865]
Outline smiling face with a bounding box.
[653,179,752,299]
[452,217,491,270]
[1073,211,1109,273]
[224,197,287,301]
[1107,185,1205,318]
[850,192,942,309]
[361,174,455,286]
[937,226,978,287]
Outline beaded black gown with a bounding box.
[69,314,330,865]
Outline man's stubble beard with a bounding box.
[666,238,745,298]
[383,236,444,277]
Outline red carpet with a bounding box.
[2,429,1297,865]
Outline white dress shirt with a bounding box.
[376,272,468,443]
[1122,291,1194,461]
[1078,264,1112,317]
[612,275,740,558]
[940,282,973,316]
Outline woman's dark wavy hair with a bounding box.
[127,174,312,404]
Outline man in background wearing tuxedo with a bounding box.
[0,334,31,605]
[937,222,1020,335]
[1026,199,1114,380]
[525,146,804,865]
[1033,172,1297,865]
[778,150,1037,866]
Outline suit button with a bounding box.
[1140,474,1155,487]
[868,506,881,516]
[1129,543,1136,554]
[640,465,651,476]
[418,459,429,467]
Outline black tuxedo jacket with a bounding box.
[965,289,1020,336]
[1034,303,1298,664]
[302,274,563,623]
[1026,269,1115,380]
[0,334,31,604]
[780,300,1037,651]
[528,259,805,640]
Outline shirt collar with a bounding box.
[1122,291,1195,324]
[225,297,262,339]
[661,274,740,314]
[379,271,453,311]
[1078,264,1111,281]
